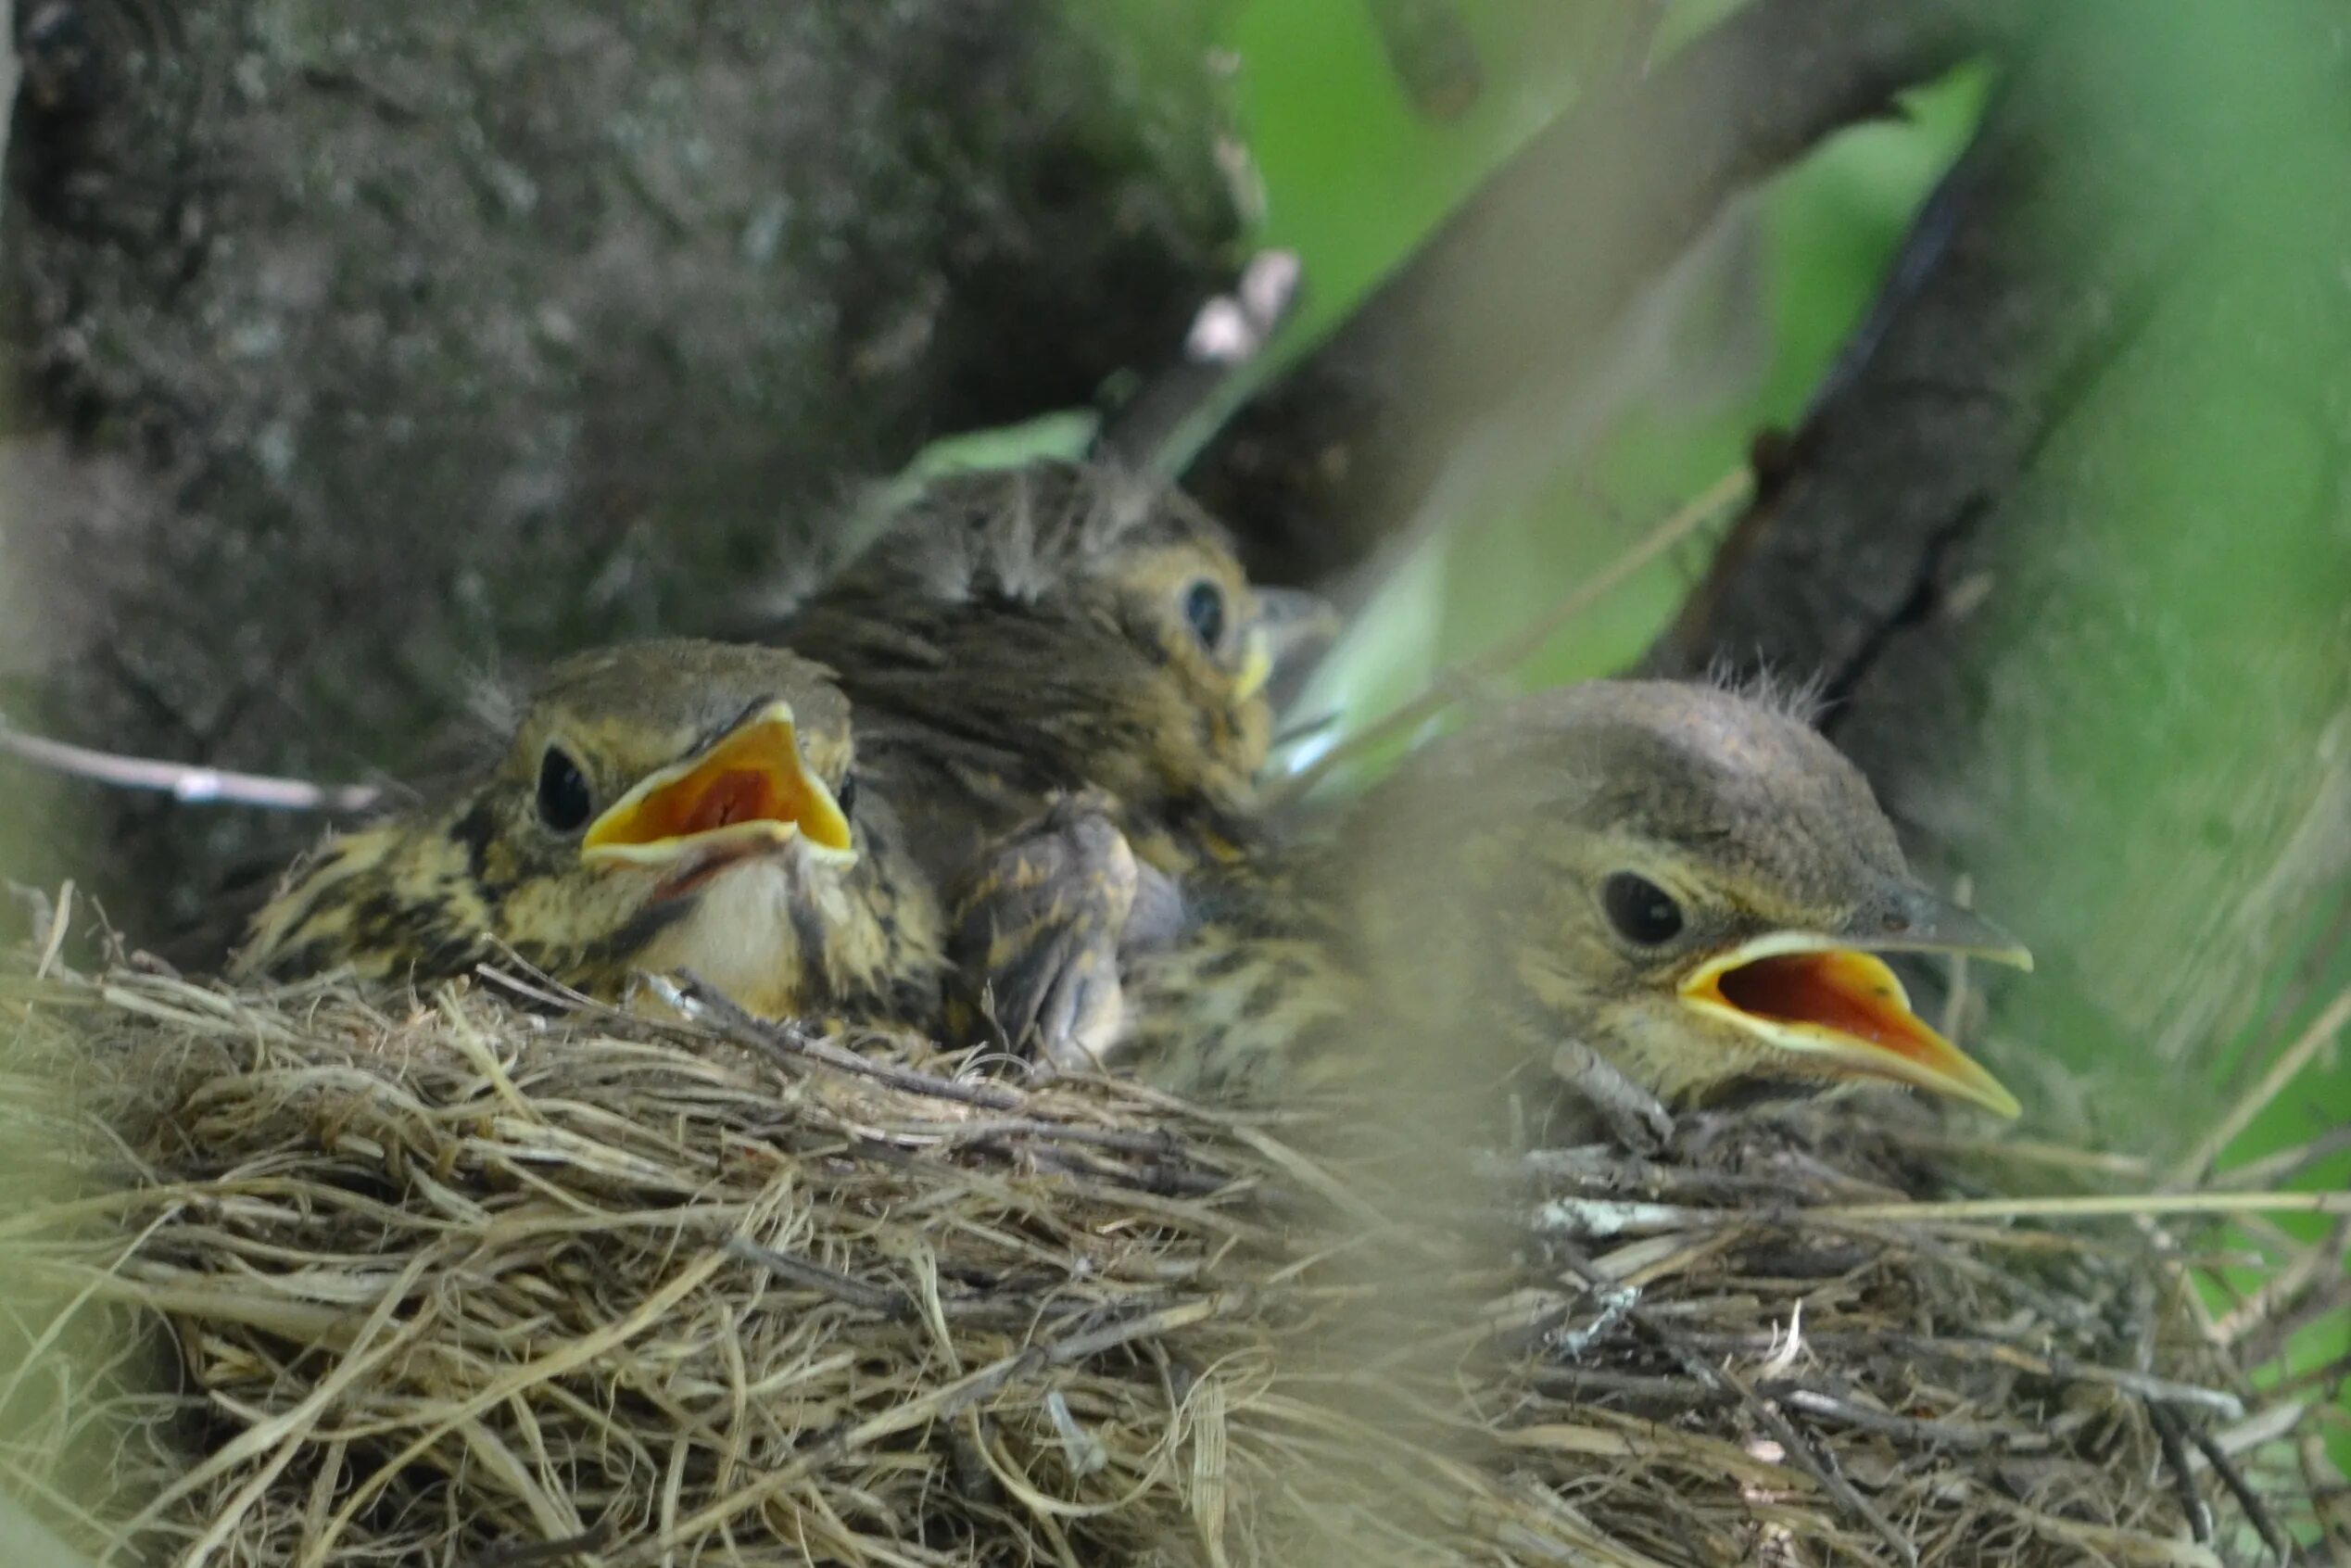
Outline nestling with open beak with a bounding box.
[233,640,942,1025]
[764,460,1337,882]
[996,678,2027,1125]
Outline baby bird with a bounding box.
[234,640,942,1025]
[984,679,2028,1124]
[766,461,1334,883]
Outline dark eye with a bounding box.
[1182,578,1227,650]
[535,746,594,832]
[1601,872,1684,946]
[835,771,858,820]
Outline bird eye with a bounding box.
[1601,872,1684,946]
[1181,578,1228,650]
[835,771,859,820]
[535,746,594,832]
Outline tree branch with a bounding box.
[1185,0,2027,587]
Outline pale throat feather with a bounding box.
[632,860,826,1018]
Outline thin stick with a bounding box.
[0,719,384,813]
[1536,1188,2351,1240]
[666,974,1028,1112]
[2147,1401,2214,1545]
[1268,464,1752,804]
[2206,1125,2351,1193]
[2166,985,2351,1189]
[1828,1333,2244,1420]
[468,1521,616,1568]
[1813,1191,2351,1225]
[1093,248,1305,474]
[1768,1385,2020,1453]
[1551,1243,1920,1568]
[33,879,72,980]
[928,1115,1197,1159]
[2183,1421,2292,1562]
[724,1236,914,1318]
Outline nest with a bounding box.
[0,952,2340,1568]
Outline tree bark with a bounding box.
[0,0,1244,938]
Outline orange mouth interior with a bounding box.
[1712,950,1939,1059]
[583,715,852,857]
[1683,943,2019,1116]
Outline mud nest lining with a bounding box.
[0,955,2338,1568]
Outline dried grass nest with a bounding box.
[0,950,2342,1568]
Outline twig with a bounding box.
[1767,1384,2028,1453]
[2207,1398,2316,1459]
[2166,984,2351,1189]
[0,718,384,813]
[1820,1191,2351,1223]
[2211,1217,2351,1350]
[1674,1329,2249,1420]
[1270,465,1751,803]
[1536,1188,2351,1244]
[1873,1335,2246,1421]
[468,1520,616,1568]
[33,879,72,980]
[2206,1124,2351,1193]
[664,973,1027,1111]
[1185,0,2024,584]
[927,1115,1197,1160]
[2183,1421,2293,1562]
[724,1236,913,1318]
[1529,1365,1735,1408]
[2147,1401,2214,1545]
[1886,1132,2150,1179]
[1093,249,1305,474]
[1549,1243,1921,1568]
[471,963,601,1014]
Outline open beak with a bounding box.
[579,702,854,897]
[1677,895,2030,1117]
[1234,587,1341,702]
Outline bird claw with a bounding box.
[1549,1039,1675,1153]
[1119,863,1187,955]
[945,797,1141,1073]
[1030,954,1124,1075]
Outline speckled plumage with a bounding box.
[1076,681,2027,1118]
[769,462,1332,884]
[940,792,1144,1072]
[234,640,943,1026]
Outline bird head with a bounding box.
[802,462,1333,867]
[1343,679,2027,1116]
[1084,510,1336,809]
[473,640,864,963]
[235,640,875,1009]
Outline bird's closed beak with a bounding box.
[1234,587,1341,703]
[1677,891,2029,1117]
[580,702,855,892]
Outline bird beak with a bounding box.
[579,702,856,888]
[1234,587,1341,702]
[1676,895,2030,1118]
